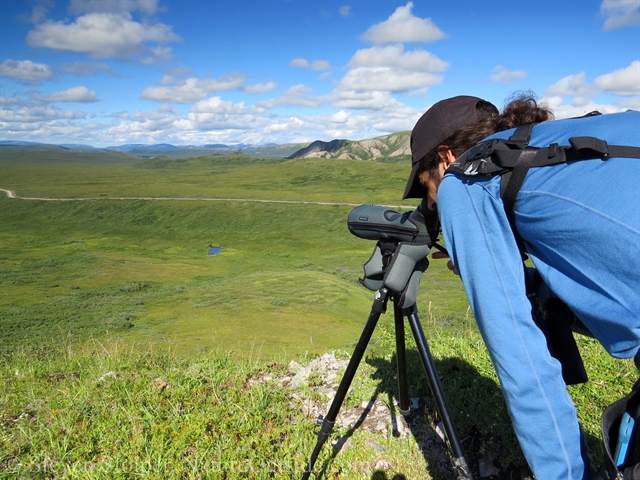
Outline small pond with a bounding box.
[208,247,223,255]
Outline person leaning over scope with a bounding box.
[403,95,640,480]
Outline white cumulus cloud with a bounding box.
[27,13,181,62]
[311,60,331,71]
[109,106,179,140]
[0,59,54,84]
[544,63,639,109]
[329,91,386,110]
[116,105,178,121]
[293,104,420,141]
[69,0,160,15]
[337,66,443,93]
[544,72,600,107]
[541,95,632,119]
[190,97,261,115]
[290,58,309,68]
[0,96,24,107]
[541,62,640,116]
[243,82,277,94]
[0,121,107,142]
[159,75,177,86]
[348,44,448,72]
[39,86,99,103]
[175,109,264,132]
[594,60,640,96]
[141,74,246,103]
[141,46,173,64]
[545,72,597,97]
[329,90,415,112]
[290,58,331,71]
[0,106,86,123]
[61,62,118,76]
[490,65,527,85]
[615,96,640,109]
[339,44,447,96]
[361,2,446,44]
[600,0,640,31]
[256,85,327,109]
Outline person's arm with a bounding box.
[437,174,591,480]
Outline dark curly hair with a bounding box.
[418,93,554,180]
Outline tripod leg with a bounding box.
[404,305,474,480]
[394,299,410,415]
[302,288,389,480]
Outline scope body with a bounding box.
[347,200,439,246]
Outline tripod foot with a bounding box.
[452,456,474,480]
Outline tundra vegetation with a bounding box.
[0,147,635,478]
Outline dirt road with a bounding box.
[0,188,413,209]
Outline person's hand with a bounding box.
[431,251,459,275]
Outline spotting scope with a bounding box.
[347,199,440,247]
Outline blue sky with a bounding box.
[1,0,638,147]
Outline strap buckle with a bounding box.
[569,136,611,159]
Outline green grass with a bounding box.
[1,340,315,479]
[0,197,362,355]
[1,332,635,479]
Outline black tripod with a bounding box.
[302,286,474,479]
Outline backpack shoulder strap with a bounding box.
[499,124,538,252]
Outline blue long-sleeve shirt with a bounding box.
[437,111,640,479]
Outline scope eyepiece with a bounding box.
[414,199,440,246]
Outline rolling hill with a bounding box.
[287,132,411,162]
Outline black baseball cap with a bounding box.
[403,95,497,199]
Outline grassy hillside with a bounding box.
[0,195,470,358]
[0,145,140,164]
[1,327,635,478]
[1,149,637,479]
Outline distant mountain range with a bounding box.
[0,140,305,158]
[0,140,275,150]
[105,142,278,152]
[0,132,411,162]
